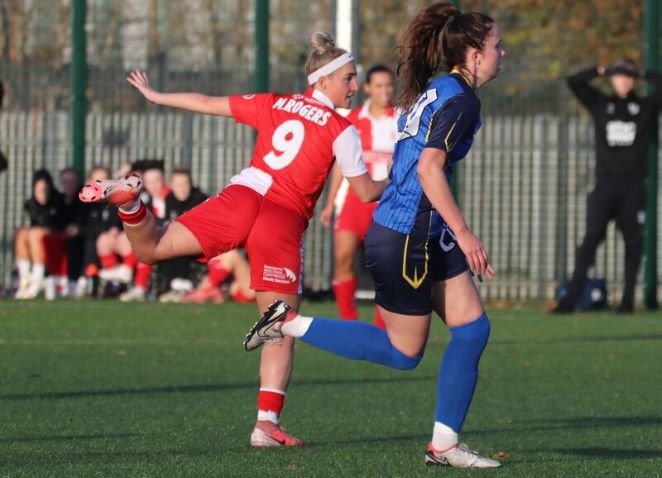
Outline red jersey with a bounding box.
[346,100,398,181]
[229,89,367,219]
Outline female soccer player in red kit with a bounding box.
[80,32,386,447]
[320,65,398,327]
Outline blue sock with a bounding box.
[300,318,421,370]
[435,313,491,432]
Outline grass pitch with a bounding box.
[0,299,661,477]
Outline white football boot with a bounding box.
[425,442,501,468]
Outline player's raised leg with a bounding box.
[80,174,204,262]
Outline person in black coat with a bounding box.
[553,59,662,313]
[73,166,121,296]
[156,169,208,301]
[14,169,66,299]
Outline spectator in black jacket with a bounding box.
[157,168,208,302]
[75,166,120,296]
[553,59,662,314]
[58,167,85,294]
[14,169,66,299]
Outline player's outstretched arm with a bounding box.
[346,173,387,204]
[127,71,232,117]
[417,147,495,280]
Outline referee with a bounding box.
[553,59,662,314]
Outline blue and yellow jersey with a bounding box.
[373,71,481,236]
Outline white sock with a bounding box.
[257,410,280,424]
[119,199,141,214]
[432,421,458,452]
[16,260,31,282]
[31,263,46,282]
[281,314,313,338]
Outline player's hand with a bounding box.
[319,204,334,228]
[127,71,159,103]
[455,227,495,280]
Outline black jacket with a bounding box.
[24,192,67,231]
[567,67,662,179]
[165,188,208,221]
[78,203,122,237]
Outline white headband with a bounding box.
[307,52,354,85]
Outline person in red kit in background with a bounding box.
[98,160,171,301]
[79,31,386,447]
[120,160,170,302]
[180,249,256,304]
[320,65,398,328]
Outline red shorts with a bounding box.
[177,185,307,295]
[334,190,378,240]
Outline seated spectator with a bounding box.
[75,166,120,297]
[156,168,208,302]
[180,249,256,304]
[14,169,66,299]
[117,160,170,302]
[96,163,148,289]
[96,160,171,302]
[44,167,85,298]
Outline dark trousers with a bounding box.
[563,178,646,308]
[66,236,85,281]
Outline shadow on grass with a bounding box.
[473,416,662,435]
[0,433,135,444]
[0,375,435,401]
[490,334,662,346]
[543,447,662,460]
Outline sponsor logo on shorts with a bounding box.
[263,265,297,284]
[439,226,457,252]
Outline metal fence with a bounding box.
[1,110,660,302]
[0,110,332,294]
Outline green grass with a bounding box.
[0,300,661,477]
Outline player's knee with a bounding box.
[334,245,355,267]
[450,314,491,350]
[134,250,157,265]
[390,346,422,370]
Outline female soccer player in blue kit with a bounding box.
[245,2,504,467]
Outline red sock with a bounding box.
[257,389,285,415]
[100,254,118,270]
[208,261,231,288]
[122,252,138,270]
[332,277,358,320]
[117,201,147,225]
[85,263,99,277]
[134,263,152,289]
[374,306,386,329]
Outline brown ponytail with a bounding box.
[396,2,495,111]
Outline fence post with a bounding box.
[253,0,269,93]
[644,0,659,310]
[71,0,87,177]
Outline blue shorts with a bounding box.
[365,222,468,315]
